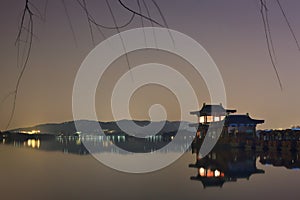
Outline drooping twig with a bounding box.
[82,0,95,46]
[75,0,106,40]
[106,0,133,80]
[7,0,34,129]
[137,0,147,47]
[76,0,135,30]
[259,0,283,90]
[276,0,300,51]
[61,0,78,46]
[43,0,48,21]
[20,20,32,69]
[142,0,158,49]
[27,1,44,22]
[264,0,277,64]
[118,0,163,27]
[15,1,29,46]
[150,0,175,47]
[259,0,268,11]
[21,25,39,40]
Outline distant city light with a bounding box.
[19,130,40,134]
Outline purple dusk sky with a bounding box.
[0,0,300,130]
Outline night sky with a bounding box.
[1,0,300,130]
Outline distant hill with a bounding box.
[10,120,195,136]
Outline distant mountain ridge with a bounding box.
[11,120,195,135]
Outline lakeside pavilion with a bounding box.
[190,103,264,139]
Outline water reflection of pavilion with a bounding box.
[189,148,264,188]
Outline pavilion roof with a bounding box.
[190,103,236,116]
[225,114,264,125]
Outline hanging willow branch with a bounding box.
[264,1,277,64]
[118,0,163,27]
[137,0,147,47]
[106,0,133,80]
[142,0,158,49]
[76,0,135,30]
[259,0,283,90]
[6,0,35,129]
[276,0,300,51]
[150,0,175,46]
[61,0,78,46]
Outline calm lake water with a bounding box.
[1,136,300,200]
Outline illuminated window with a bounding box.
[214,116,220,121]
[207,116,214,123]
[199,116,205,123]
[207,169,214,177]
[214,170,221,177]
[199,167,206,176]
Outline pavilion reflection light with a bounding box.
[26,139,41,149]
[190,145,265,188]
[199,167,224,178]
